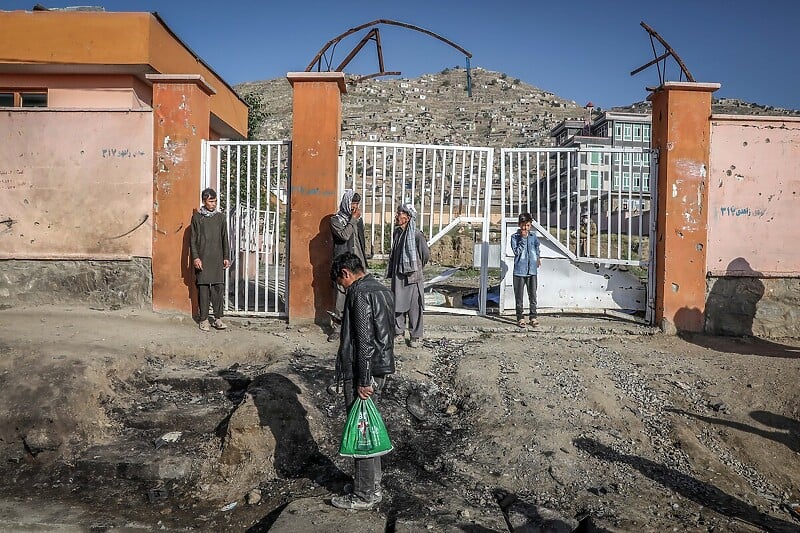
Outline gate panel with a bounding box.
[340,141,495,315]
[202,140,290,317]
[500,147,656,316]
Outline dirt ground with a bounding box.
[0,304,798,532]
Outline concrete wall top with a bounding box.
[647,82,721,99]
[707,115,800,276]
[0,10,247,138]
[287,72,347,94]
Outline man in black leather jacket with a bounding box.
[329,252,395,510]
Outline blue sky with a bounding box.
[5,0,799,110]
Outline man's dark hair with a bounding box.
[330,252,364,281]
[352,192,361,203]
[518,212,532,225]
[201,188,217,201]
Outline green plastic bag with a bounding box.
[339,397,393,458]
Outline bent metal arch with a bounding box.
[306,19,474,96]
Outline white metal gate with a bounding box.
[201,140,290,317]
[500,147,657,320]
[340,141,495,315]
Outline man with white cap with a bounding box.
[386,203,430,348]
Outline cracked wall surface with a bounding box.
[0,110,153,260]
[706,116,800,337]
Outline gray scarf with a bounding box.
[335,189,355,226]
[199,205,217,217]
[398,203,419,274]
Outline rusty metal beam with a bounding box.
[351,71,402,83]
[630,51,670,77]
[334,28,380,72]
[305,18,472,73]
[631,21,695,83]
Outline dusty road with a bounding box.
[0,305,798,532]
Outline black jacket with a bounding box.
[337,274,395,387]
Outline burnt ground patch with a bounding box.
[1,307,799,531]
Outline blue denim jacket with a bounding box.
[510,230,541,276]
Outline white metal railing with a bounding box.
[501,147,654,265]
[340,140,495,315]
[196,139,656,320]
[201,140,290,317]
[340,141,494,255]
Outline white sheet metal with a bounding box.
[499,219,646,313]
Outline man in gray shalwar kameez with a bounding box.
[190,188,231,332]
[386,203,430,348]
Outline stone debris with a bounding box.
[245,488,261,505]
[153,431,182,449]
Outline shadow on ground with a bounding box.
[667,408,800,454]
[573,437,798,533]
[677,332,800,359]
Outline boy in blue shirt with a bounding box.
[510,212,541,327]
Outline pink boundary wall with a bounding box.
[0,109,153,260]
[707,115,800,276]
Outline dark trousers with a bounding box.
[197,283,224,322]
[343,376,386,501]
[513,274,538,321]
[332,280,346,327]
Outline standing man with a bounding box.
[510,212,541,328]
[190,188,231,332]
[330,252,395,510]
[329,189,367,342]
[386,203,430,348]
[577,211,597,257]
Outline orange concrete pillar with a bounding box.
[649,82,720,333]
[286,72,346,324]
[147,74,215,314]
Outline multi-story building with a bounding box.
[546,105,652,214]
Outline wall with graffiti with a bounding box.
[0,109,153,259]
[707,115,800,276]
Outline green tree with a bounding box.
[241,91,269,140]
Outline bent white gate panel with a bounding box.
[499,147,656,318]
[500,219,646,314]
[201,140,290,317]
[340,141,495,315]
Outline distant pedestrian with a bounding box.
[330,252,395,510]
[574,211,597,257]
[328,189,367,342]
[190,188,231,332]
[386,203,430,348]
[510,212,541,328]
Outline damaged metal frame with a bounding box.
[631,21,695,85]
[306,19,473,96]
